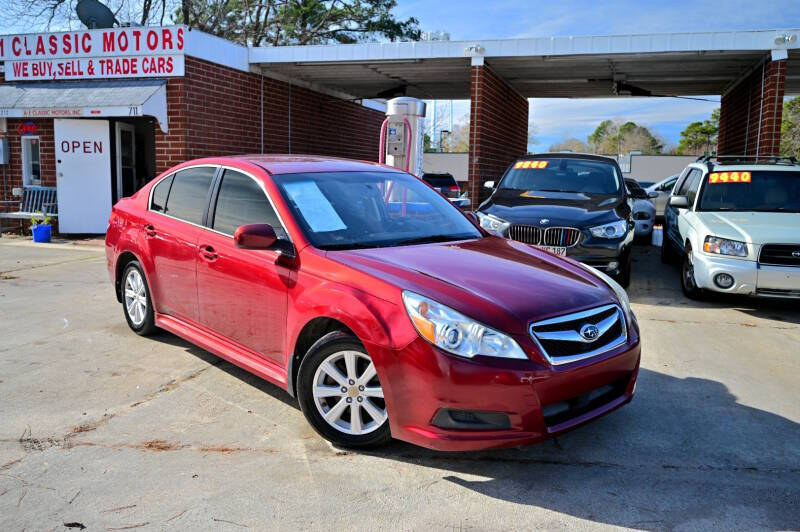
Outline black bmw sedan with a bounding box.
[476,153,634,286]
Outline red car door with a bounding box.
[145,166,217,323]
[196,168,291,366]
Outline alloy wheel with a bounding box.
[312,350,387,435]
[124,269,148,327]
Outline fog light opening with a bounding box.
[714,273,735,289]
[607,261,619,270]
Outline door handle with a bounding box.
[144,224,157,237]
[199,245,218,261]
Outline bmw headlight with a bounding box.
[475,211,510,236]
[590,220,628,239]
[703,236,747,257]
[402,291,527,360]
[579,264,634,328]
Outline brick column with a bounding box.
[718,58,786,157]
[467,64,529,205]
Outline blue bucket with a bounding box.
[32,224,52,243]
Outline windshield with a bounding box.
[698,170,800,212]
[272,171,482,250]
[499,158,622,195]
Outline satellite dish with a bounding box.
[76,0,118,29]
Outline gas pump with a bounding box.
[379,97,426,176]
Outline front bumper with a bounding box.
[369,329,641,451]
[565,233,633,277]
[692,252,800,297]
[633,219,653,237]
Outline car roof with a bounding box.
[189,154,401,176]
[693,162,800,173]
[522,152,618,164]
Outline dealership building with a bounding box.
[0,26,798,233]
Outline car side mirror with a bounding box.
[648,191,658,199]
[484,180,495,189]
[234,223,277,249]
[669,196,689,208]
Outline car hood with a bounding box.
[695,212,800,244]
[479,189,628,227]
[327,236,615,334]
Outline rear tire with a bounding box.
[661,236,677,264]
[121,261,157,336]
[297,331,392,449]
[681,249,703,300]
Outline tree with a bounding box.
[439,117,469,153]
[587,119,663,155]
[2,0,421,47]
[780,97,800,159]
[549,138,589,152]
[676,108,719,155]
[176,0,421,46]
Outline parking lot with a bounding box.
[1,237,798,531]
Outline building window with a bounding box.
[22,136,41,185]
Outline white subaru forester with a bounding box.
[661,157,800,299]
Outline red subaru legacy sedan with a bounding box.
[106,155,640,451]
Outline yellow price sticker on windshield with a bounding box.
[709,171,750,184]
[514,160,549,170]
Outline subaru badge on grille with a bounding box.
[579,323,600,341]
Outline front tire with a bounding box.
[681,249,703,300]
[121,261,157,336]
[297,331,391,448]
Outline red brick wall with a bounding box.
[467,64,529,204]
[718,59,786,157]
[164,56,384,174]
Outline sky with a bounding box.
[396,0,800,152]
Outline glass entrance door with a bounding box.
[115,122,137,201]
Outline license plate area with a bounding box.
[535,245,567,256]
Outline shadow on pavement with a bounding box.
[367,368,800,530]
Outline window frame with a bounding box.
[207,168,289,240]
[21,135,42,186]
[147,164,292,243]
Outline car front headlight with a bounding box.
[475,211,510,236]
[703,236,747,257]
[579,264,634,328]
[589,220,628,239]
[402,291,527,360]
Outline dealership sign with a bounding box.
[0,26,185,81]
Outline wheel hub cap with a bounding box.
[312,350,387,436]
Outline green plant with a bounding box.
[30,211,52,227]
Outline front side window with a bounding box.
[164,166,216,224]
[272,171,481,250]
[676,169,700,197]
[21,137,41,185]
[212,169,286,238]
[500,158,621,195]
[698,170,800,212]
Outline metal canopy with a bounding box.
[250,29,800,99]
[0,80,169,131]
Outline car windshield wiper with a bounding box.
[389,234,474,247]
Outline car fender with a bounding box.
[289,282,411,356]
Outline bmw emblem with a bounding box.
[579,323,600,342]
[539,219,550,225]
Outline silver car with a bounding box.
[625,179,657,240]
[646,174,680,219]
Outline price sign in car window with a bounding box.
[514,160,548,170]
[283,180,347,233]
[709,171,751,184]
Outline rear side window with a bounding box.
[212,169,286,238]
[150,175,173,212]
[164,167,217,225]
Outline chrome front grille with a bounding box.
[529,304,627,365]
[509,225,581,247]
